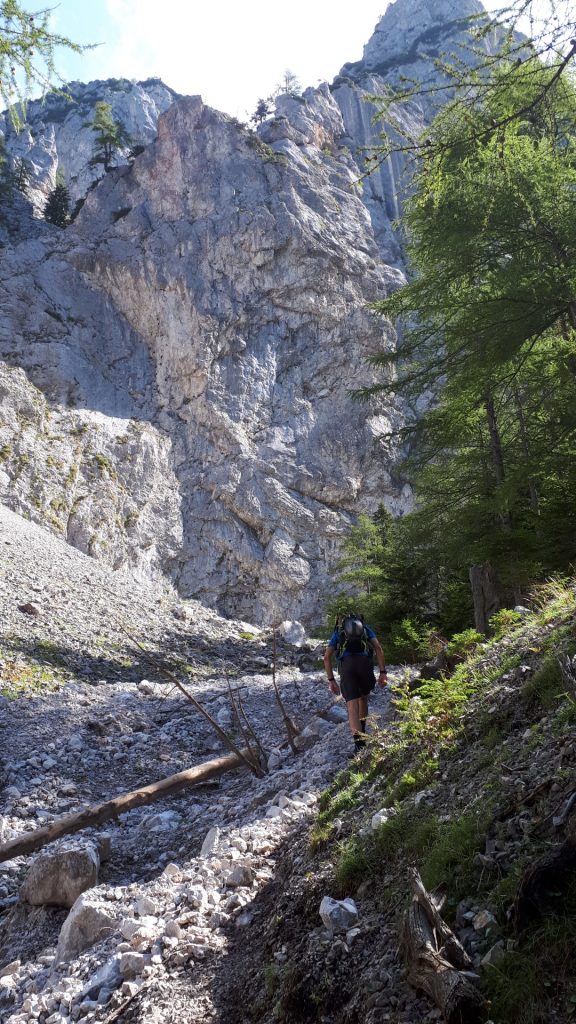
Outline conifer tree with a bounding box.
[84,102,131,172]
[12,155,31,192]
[44,177,70,228]
[251,98,271,125]
[350,59,576,628]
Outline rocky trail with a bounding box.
[0,505,396,1023]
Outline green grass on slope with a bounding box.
[311,579,576,1024]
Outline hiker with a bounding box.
[323,614,387,755]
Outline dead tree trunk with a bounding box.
[0,749,252,864]
[469,562,500,634]
[401,869,486,1024]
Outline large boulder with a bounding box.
[55,894,116,963]
[21,845,100,908]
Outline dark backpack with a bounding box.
[336,615,372,658]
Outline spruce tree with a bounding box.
[44,180,70,228]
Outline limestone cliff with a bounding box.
[0,0,491,623]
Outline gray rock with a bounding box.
[119,951,146,978]
[319,896,359,934]
[481,941,506,967]
[81,956,122,1001]
[55,895,116,963]
[200,827,220,859]
[226,864,255,888]
[21,845,100,908]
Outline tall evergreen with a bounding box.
[343,60,576,631]
[44,180,70,228]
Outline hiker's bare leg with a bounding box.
[359,695,368,732]
[347,698,361,735]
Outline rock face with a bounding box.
[1,78,178,210]
[0,0,495,623]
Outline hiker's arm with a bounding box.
[323,645,340,694]
[372,638,388,685]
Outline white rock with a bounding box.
[279,621,306,645]
[164,920,183,939]
[265,805,283,818]
[135,896,157,917]
[200,827,220,858]
[120,919,141,941]
[319,896,359,934]
[55,896,115,963]
[371,807,397,830]
[162,862,181,879]
[0,959,20,977]
[138,680,156,695]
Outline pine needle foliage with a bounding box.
[0,2,87,128]
[344,60,576,630]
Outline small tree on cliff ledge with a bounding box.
[44,176,70,228]
[84,101,131,172]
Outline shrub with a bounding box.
[489,607,523,638]
[387,617,441,663]
[446,628,484,660]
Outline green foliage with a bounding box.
[354,60,576,628]
[44,180,70,228]
[489,608,523,639]
[445,628,484,660]
[387,617,440,663]
[251,97,271,125]
[84,101,131,172]
[521,656,565,710]
[482,880,576,1024]
[0,2,88,127]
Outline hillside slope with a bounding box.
[2,506,576,1024]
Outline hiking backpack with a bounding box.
[335,614,373,658]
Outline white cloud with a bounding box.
[76,0,387,118]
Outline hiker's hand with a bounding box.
[329,679,340,695]
[378,671,388,688]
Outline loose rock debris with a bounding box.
[0,505,396,1023]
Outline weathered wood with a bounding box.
[513,834,576,931]
[0,749,252,864]
[117,626,264,777]
[401,870,486,1024]
[469,562,500,634]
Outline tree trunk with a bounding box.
[484,390,513,531]
[401,869,486,1024]
[0,749,255,864]
[513,387,539,514]
[469,562,500,634]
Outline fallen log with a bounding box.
[0,748,253,864]
[401,869,486,1024]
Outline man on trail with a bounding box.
[323,614,387,756]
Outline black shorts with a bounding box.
[339,655,376,701]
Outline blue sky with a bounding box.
[46,0,390,119]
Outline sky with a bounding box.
[47,1,390,120]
